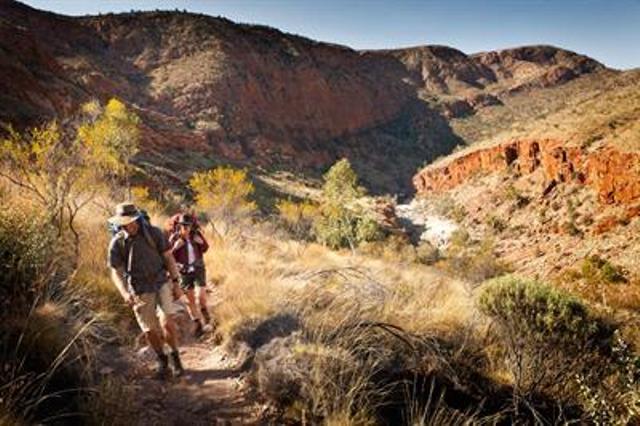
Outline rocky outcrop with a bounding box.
[587,148,640,204]
[414,140,640,205]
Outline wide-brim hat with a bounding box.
[177,213,194,226]
[109,202,141,226]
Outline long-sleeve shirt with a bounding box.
[169,231,209,273]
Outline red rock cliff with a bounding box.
[414,140,640,205]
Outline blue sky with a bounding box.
[22,0,640,69]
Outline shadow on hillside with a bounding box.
[334,99,465,197]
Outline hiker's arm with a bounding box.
[193,231,209,253]
[110,267,135,305]
[169,233,185,251]
[163,250,183,299]
[163,250,180,281]
[107,238,136,305]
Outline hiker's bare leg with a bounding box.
[185,288,202,321]
[157,283,184,375]
[197,285,212,325]
[197,285,208,310]
[145,329,165,353]
[162,315,180,352]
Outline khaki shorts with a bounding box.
[132,282,177,333]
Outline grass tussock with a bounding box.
[0,193,142,424]
[438,230,510,284]
[200,218,639,424]
[557,255,640,312]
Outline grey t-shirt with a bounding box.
[108,225,169,295]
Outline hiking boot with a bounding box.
[170,351,184,377]
[155,353,170,380]
[193,319,204,339]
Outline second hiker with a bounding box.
[169,213,213,338]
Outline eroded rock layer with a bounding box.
[414,140,640,205]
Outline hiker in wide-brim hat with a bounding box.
[107,202,186,379]
[108,202,142,227]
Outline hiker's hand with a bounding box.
[172,238,185,250]
[193,234,204,244]
[124,292,139,306]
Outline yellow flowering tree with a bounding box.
[0,121,96,254]
[0,98,141,258]
[130,185,161,214]
[77,98,140,197]
[189,166,257,228]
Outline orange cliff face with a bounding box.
[413,140,640,205]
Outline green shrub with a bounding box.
[0,205,56,313]
[313,159,383,249]
[355,215,383,243]
[321,158,364,203]
[416,241,440,265]
[581,255,627,284]
[478,275,615,405]
[479,276,602,344]
[313,204,382,250]
[485,215,507,233]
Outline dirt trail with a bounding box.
[129,340,261,426]
[100,299,263,425]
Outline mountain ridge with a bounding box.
[0,0,619,193]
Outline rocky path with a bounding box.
[127,339,262,426]
[100,300,264,425]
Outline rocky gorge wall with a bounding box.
[414,139,640,205]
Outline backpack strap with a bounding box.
[140,222,161,256]
[117,223,164,277]
[114,230,132,278]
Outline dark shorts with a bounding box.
[180,266,206,290]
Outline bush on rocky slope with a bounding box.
[479,275,639,422]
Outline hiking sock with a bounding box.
[193,319,204,338]
[155,352,169,380]
[170,351,184,376]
